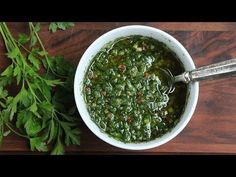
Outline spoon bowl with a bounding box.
[160,58,236,91]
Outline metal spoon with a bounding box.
[160,59,236,92]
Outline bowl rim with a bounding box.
[74,25,199,150]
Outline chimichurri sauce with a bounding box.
[83,35,187,143]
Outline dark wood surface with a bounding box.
[1,22,236,154]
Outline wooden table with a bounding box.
[1,22,236,154]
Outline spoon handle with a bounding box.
[177,59,236,83]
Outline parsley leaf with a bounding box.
[49,22,74,33]
[28,53,40,70]
[60,121,80,146]
[18,33,30,45]
[25,116,41,136]
[51,135,64,155]
[30,137,48,152]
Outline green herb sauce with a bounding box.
[83,35,187,143]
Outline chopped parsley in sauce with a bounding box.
[83,35,187,143]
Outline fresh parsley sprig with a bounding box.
[0,22,80,154]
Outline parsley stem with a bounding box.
[0,24,11,51]
[29,23,66,79]
[29,22,52,73]
[27,23,68,79]
[25,79,41,103]
[1,23,27,71]
[5,123,29,139]
[14,38,32,53]
[29,23,48,59]
[0,118,3,139]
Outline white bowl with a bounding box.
[74,25,199,150]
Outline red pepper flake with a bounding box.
[127,116,132,124]
[118,64,126,72]
[144,72,150,77]
[93,74,98,80]
[137,98,144,104]
[136,92,142,97]
[166,117,172,123]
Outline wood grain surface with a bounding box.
[1,22,236,154]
